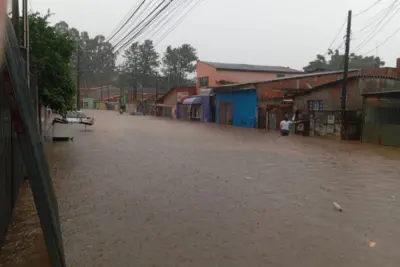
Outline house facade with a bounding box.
[212,69,361,130]
[155,85,196,119]
[215,89,257,128]
[196,60,303,92]
[290,74,400,143]
[360,77,400,146]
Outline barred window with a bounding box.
[308,100,324,111]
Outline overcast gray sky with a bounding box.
[24,0,400,70]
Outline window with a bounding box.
[308,100,324,111]
[199,77,209,87]
[277,73,286,78]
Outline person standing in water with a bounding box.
[280,116,291,136]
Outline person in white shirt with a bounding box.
[280,116,292,136]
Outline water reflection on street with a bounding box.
[1,110,400,266]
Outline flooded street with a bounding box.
[2,109,400,266]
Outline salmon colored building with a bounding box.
[196,60,303,93]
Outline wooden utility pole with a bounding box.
[141,83,144,113]
[119,75,124,110]
[155,72,158,100]
[100,84,103,102]
[107,85,110,110]
[340,10,352,140]
[76,45,81,110]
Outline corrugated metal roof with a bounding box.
[292,74,400,97]
[212,69,362,90]
[202,61,303,74]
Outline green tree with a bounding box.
[121,42,140,98]
[161,44,198,86]
[137,39,159,87]
[28,12,76,114]
[54,22,116,88]
[303,49,385,72]
[120,40,159,97]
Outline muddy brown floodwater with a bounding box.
[1,109,400,267]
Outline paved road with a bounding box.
[3,109,400,266]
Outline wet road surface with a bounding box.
[2,109,400,266]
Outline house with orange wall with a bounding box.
[196,60,303,93]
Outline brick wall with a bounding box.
[257,71,360,101]
[293,79,360,112]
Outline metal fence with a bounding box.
[3,17,66,266]
[0,72,24,248]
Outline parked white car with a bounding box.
[65,111,95,125]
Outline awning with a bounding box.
[183,97,202,105]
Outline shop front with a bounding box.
[177,88,214,122]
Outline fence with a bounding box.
[3,17,66,266]
[295,110,362,140]
[0,70,24,248]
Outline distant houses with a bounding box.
[82,58,400,147]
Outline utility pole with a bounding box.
[155,72,158,100]
[134,64,138,101]
[107,85,110,110]
[340,10,352,140]
[12,0,19,42]
[76,45,81,110]
[100,84,103,102]
[155,72,158,116]
[119,75,124,111]
[141,83,144,113]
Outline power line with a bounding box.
[352,0,399,52]
[324,17,347,55]
[106,1,142,40]
[356,4,394,33]
[354,0,383,16]
[114,0,176,54]
[110,0,159,44]
[145,0,193,41]
[155,0,205,45]
[106,0,147,43]
[363,26,400,54]
[111,0,169,52]
[126,0,188,42]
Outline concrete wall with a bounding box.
[216,90,257,128]
[82,97,98,109]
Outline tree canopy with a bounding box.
[54,21,116,88]
[161,44,198,87]
[51,20,198,94]
[303,49,385,72]
[27,12,76,113]
[119,41,198,94]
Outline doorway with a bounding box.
[257,107,267,129]
[219,102,233,125]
